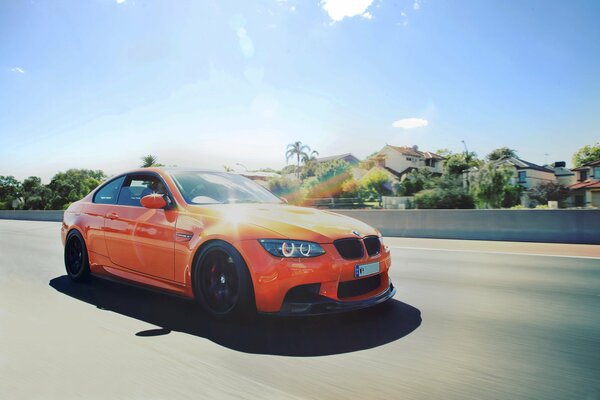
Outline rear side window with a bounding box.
[93,176,125,204]
[117,174,168,207]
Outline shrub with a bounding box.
[414,174,475,209]
[340,179,361,198]
[360,168,393,198]
[267,176,303,204]
[303,160,352,198]
[414,188,475,209]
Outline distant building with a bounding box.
[569,159,600,207]
[494,157,556,190]
[368,145,444,179]
[546,161,576,187]
[238,171,281,188]
[315,153,360,165]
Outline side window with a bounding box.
[518,171,526,183]
[93,176,125,204]
[117,174,167,207]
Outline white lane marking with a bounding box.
[388,246,600,260]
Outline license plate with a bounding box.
[355,262,380,278]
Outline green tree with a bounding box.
[444,151,480,175]
[280,165,297,176]
[285,141,312,179]
[0,176,22,208]
[140,154,164,168]
[21,176,51,210]
[46,169,106,209]
[486,147,517,161]
[360,168,393,198]
[471,164,522,208]
[340,179,361,198]
[395,168,436,196]
[267,176,303,204]
[223,165,234,172]
[528,182,569,206]
[304,160,352,198]
[435,148,452,157]
[300,150,320,179]
[572,142,600,167]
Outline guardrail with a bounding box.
[1,209,598,244]
[0,210,64,222]
[334,209,600,245]
[304,198,369,208]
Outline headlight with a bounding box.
[258,239,326,258]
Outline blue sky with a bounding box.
[1,0,599,181]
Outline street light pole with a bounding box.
[461,140,468,155]
[236,163,248,172]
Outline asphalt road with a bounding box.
[1,220,599,400]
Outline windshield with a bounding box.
[170,171,283,205]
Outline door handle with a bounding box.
[106,212,119,220]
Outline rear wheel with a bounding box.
[64,230,90,282]
[193,241,255,319]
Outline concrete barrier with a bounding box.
[1,209,598,244]
[0,210,64,222]
[335,209,600,244]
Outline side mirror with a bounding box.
[140,194,167,209]
[280,197,289,204]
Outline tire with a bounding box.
[192,241,256,319]
[64,230,91,282]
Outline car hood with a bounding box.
[186,203,379,243]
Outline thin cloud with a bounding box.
[236,28,255,58]
[10,67,25,74]
[392,118,429,129]
[397,11,408,26]
[116,0,126,4]
[413,0,421,10]
[362,12,373,20]
[320,0,374,22]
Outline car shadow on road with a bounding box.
[49,275,421,357]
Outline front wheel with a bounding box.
[64,230,91,282]
[192,241,256,319]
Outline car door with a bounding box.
[83,175,126,257]
[103,173,177,281]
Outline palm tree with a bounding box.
[302,150,319,163]
[140,155,163,168]
[286,141,312,178]
[486,147,517,162]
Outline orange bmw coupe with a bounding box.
[61,168,395,317]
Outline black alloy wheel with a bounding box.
[64,231,90,282]
[193,241,255,319]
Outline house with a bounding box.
[368,145,445,179]
[238,171,281,188]
[568,159,600,207]
[494,157,556,190]
[315,153,360,165]
[546,161,576,187]
[491,157,556,206]
[462,156,560,206]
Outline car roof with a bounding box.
[117,167,225,176]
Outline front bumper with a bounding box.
[265,281,396,316]
[234,238,394,313]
